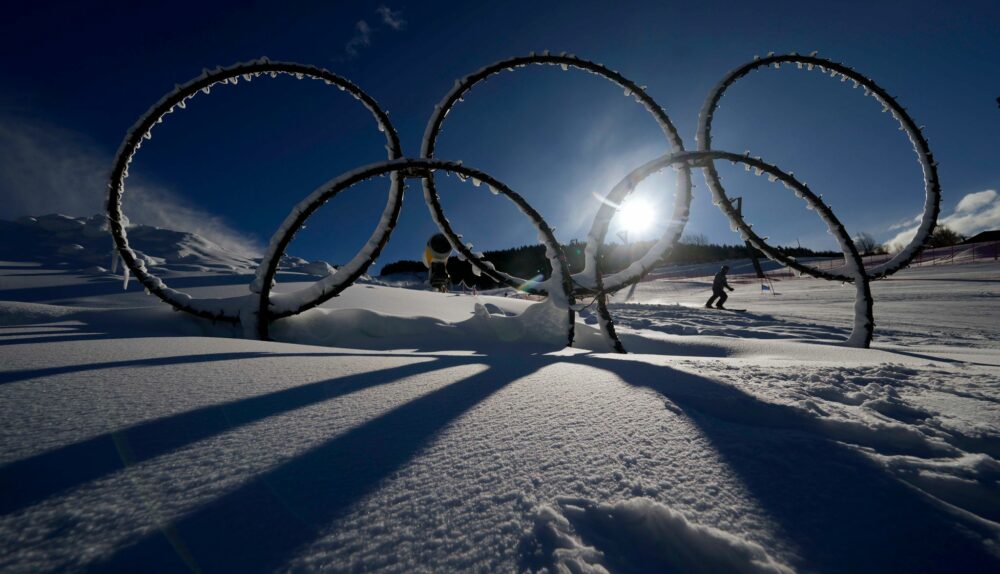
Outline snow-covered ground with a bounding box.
[1,225,998,572]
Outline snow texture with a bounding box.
[1,219,997,573]
[526,497,793,573]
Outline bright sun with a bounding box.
[618,199,654,234]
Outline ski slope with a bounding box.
[1,225,999,572]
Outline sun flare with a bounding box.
[618,199,654,235]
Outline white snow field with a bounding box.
[1,221,999,573]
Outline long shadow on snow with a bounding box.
[6,322,996,572]
[0,355,456,516]
[0,328,92,337]
[90,357,536,573]
[881,347,1000,369]
[579,355,999,574]
[0,333,109,347]
[0,351,335,386]
[86,352,999,573]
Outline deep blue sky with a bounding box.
[2,0,998,268]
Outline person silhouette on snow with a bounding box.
[706,265,735,309]
[424,233,453,293]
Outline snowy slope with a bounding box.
[0,223,999,572]
[0,214,342,278]
[0,214,258,274]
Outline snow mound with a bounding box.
[277,255,339,278]
[271,297,574,351]
[524,497,793,573]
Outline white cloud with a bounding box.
[887,214,920,231]
[376,5,406,30]
[0,115,263,257]
[344,20,372,58]
[343,6,406,59]
[885,188,1000,252]
[954,189,997,214]
[941,190,1000,236]
[884,226,919,253]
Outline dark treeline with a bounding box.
[379,240,837,289]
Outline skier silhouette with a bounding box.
[706,265,735,309]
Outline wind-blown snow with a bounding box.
[0,219,998,572]
[0,214,257,274]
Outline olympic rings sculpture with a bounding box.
[108,51,940,352]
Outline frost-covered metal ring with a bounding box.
[252,158,577,343]
[107,52,935,352]
[598,150,874,350]
[107,60,403,323]
[697,53,941,281]
[420,53,691,294]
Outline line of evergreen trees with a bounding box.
[379,239,837,289]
